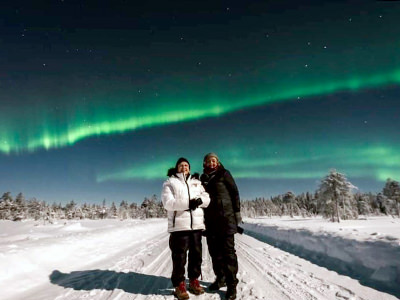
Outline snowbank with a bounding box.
[1,218,399,300]
[243,216,400,298]
[0,219,167,300]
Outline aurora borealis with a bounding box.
[1,68,400,154]
[1,0,400,203]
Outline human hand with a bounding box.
[189,198,203,210]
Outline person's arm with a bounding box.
[188,180,210,210]
[198,184,210,208]
[224,170,241,212]
[224,170,243,225]
[161,181,189,211]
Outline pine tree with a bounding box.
[141,196,158,218]
[317,169,357,222]
[283,191,296,218]
[376,193,394,215]
[383,178,400,216]
[13,193,26,221]
[305,191,318,216]
[356,193,371,216]
[65,200,77,219]
[110,202,117,218]
[0,192,14,220]
[129,202,139,218]
[98,199,107,219]
[119,200,129,219]
[27,197,46,221]
[51,202,63,219]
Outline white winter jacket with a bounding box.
[162,172,210,233]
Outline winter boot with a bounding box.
[208,277,226,291]
[188,278,204,295]
[174,281,189,300]
[225,285,237,300]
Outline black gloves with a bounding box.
[235,212,244,234]
[189,198,203,210]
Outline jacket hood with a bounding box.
[167,168,199,179]
[167,167,176,177]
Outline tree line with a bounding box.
[1,170,399,223]
[242,170,400,222]
[0,193,166,222]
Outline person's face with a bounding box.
[177,162,190,175]
[205,157,218,169]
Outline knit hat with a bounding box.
[203,152,219,162]
[175,157,190,171]
[203,152,219,167]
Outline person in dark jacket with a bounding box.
[200,153,242,300]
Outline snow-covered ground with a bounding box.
[243,216,400,298]
[0,217,399,300]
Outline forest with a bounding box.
[1,170,399,223]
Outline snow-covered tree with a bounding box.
[382,178,400,216]
[283,191,296,218]
[376,192,396,216]
[26,198,39,220]
[317,169,357,222]
[0,192,14,220]
[98,200,107,219]
[109,202,117,218]
[141,196,156,218]
[356,193,371,216]
[15,192,26,206]
[65,200,77,219]
[51,202,64,219]
[13,193,27,221]
[303,192,318,216]
[241,200,256,218]
[119,200,129,219]
[128,202,140,218]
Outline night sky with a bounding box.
[1,0,400,204]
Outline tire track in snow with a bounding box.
[236,234,293,300]
[17,222,397,300]
[235,234,368,300]
[237,237,320,300]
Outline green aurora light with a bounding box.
[96,144,400,182]
[1,68,400,154]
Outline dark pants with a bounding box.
[207,234,238,287]
[169,230,203,287]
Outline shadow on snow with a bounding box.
[50,269,215,297]
[50,269,173,295]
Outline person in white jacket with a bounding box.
[162,157,210,300]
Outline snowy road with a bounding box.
[1,219,397,300]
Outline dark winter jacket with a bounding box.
[200,165,240,235]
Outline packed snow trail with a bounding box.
[1,219,397,300]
